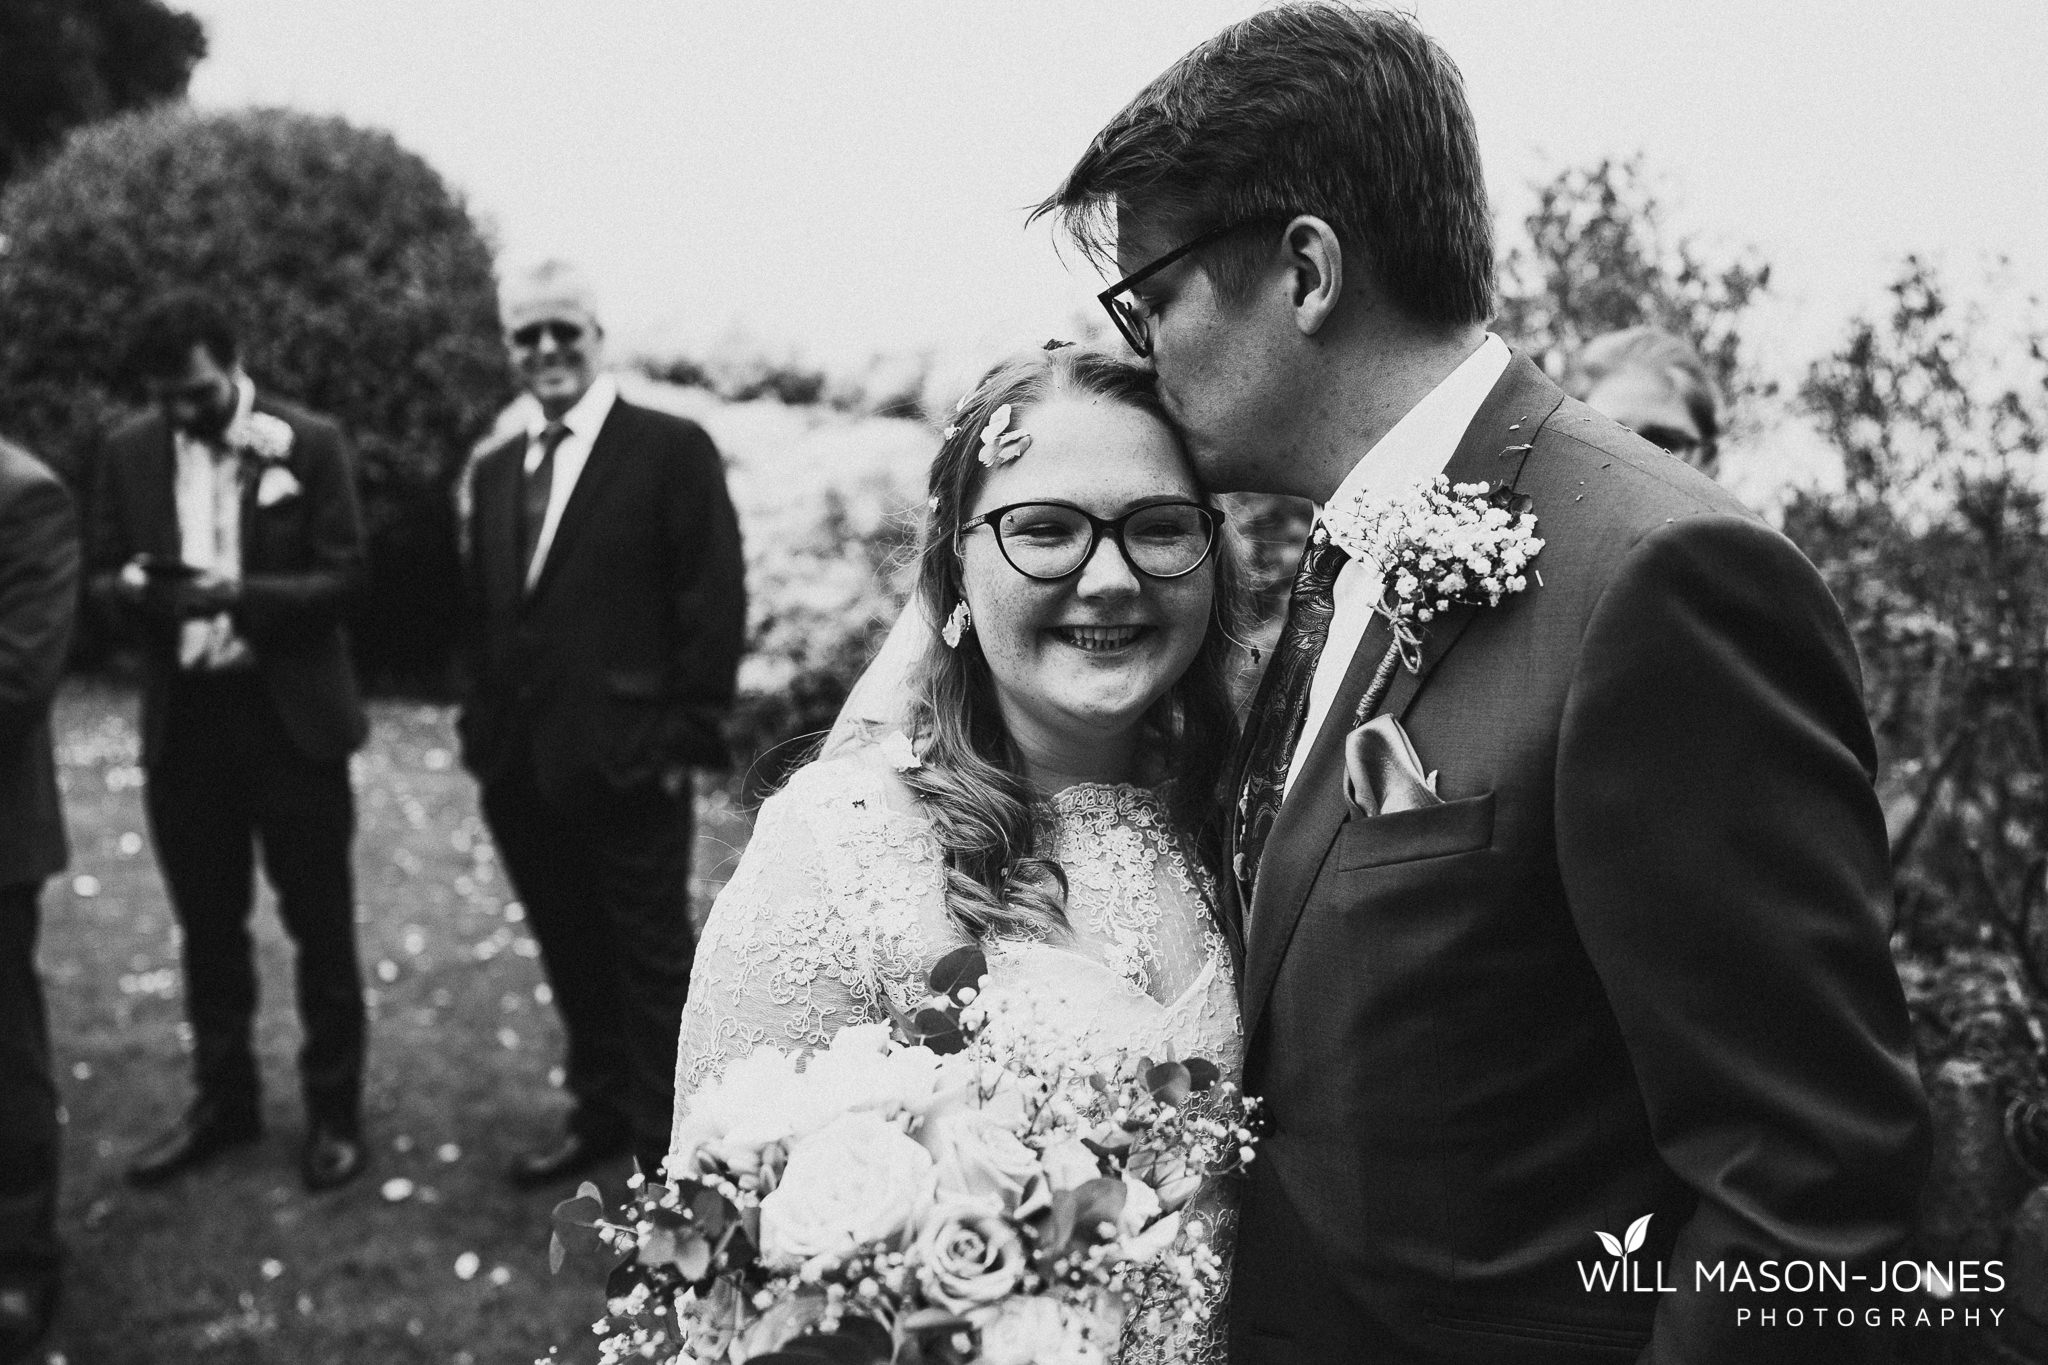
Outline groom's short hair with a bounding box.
[1037,2,1493,329]
[124,289,240,379]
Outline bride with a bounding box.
[668,343,1246,1362]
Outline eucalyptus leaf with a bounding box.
[926,944,988,1003]
[550,1191,605,1231]
[1145,1060,1192,1105]
[911,1007,964,1055]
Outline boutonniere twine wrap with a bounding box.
[1325,475,1543,723]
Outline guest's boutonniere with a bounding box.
[228,411,300,506]
[1326,474,1543,722]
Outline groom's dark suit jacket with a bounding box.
[1226,355,1929,1364]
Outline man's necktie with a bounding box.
[519,421,569,585]
[1233,522,1347,901]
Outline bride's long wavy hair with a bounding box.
[899,345,1247,944]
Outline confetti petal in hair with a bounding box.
[979,431,1031,467]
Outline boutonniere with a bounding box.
[227,411,299,505]
[1325,474,1544,722]
[228,411,295,462]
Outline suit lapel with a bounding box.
[475,441,525,613]
[1238,353,1565,1034]
[526,401,632,606]
[145,421,182,558]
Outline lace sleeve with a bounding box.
[669,767,891,1154]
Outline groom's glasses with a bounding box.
[1097,217,1278,358]
[958,500,1220,581]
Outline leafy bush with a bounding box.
[0,0,206,191]
[1496,155,1774,413]
[0,104,510,688]
[1783,261,2048,1051]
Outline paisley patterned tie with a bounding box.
[1233,523,1347,903]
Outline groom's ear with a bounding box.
[1283,215,1344,338]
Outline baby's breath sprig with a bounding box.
[1325,475,1544,724]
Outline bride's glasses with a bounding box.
[958,500,1220,581]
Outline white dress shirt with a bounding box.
[1282,333,1512,795]
[521,372,618,589]
[173,373,257,670]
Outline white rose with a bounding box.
[917,1101,1041,1211]
[1037,1137,1102,1192]
[801,1026,943,1120]
[758,1111,933,1269]
[913,1200,1028,1312]
[668,1047,824,1176]
[971,1297,1107,1365]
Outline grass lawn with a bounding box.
[30,679,753,1365]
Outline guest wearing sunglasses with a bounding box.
[460,261,745,1185]
[1568,325,1726,478]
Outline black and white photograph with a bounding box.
[1,1,2044,1362]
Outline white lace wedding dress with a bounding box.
[669,743,1242,1365]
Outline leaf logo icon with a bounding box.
[1593,1214,1652,1259]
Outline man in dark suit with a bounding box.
[1043,8,1929,1362]
[90,292,370,1192]
[461,263,744,1184]
[0,436,77,1364]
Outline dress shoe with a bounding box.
[125,1102,262,1187]
[0,1279,56,1365]
[507,1131,628,1189]
[301,1122,367,1192]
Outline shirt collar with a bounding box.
[1323,332,1512,518]
[525,372,618,442]
[230,371,256,428]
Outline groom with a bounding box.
[1043,7,1928,1362]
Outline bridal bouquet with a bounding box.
[549,947,1258,1365]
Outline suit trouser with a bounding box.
[480,759,695,1172]
[0,881,59,1291]
[143,670,365,1127]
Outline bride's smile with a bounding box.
[957,393,1217,783]
[1048,622,1150,653]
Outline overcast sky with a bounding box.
[183,1,2048,383]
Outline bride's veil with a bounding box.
[822,596,931,755]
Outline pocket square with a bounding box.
[255,464,301,507]
[1343,714,1443,818]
